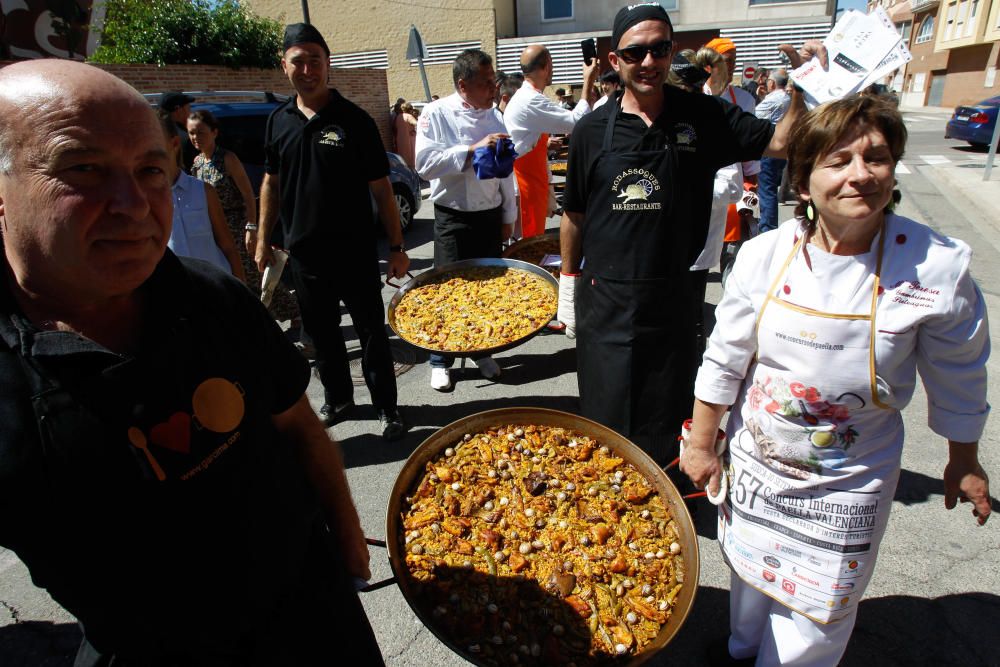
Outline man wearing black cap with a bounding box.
[160,90,197,170]
[256,23,408,440]
[558,3,824,464]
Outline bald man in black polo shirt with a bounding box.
[256,24,409,440]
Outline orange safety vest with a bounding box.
[514,132,550,239]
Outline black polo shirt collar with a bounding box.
[0,250,193,362]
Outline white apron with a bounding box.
[719,228,904,623]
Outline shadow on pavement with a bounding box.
[894,468,1000,513]
[2,587,996,666]
[0,620,79,667]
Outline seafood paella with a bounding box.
[393,267,557,352]
[400,423,686,665]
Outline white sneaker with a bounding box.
[475,357,501,380]
[430,367,453,391]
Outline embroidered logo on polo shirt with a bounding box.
[674,122,697,152]
[610,168,662,212]
[318,124,346,147]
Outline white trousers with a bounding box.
[729,572,857,666]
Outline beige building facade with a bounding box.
[873,0,1000,107]
[245,0,509,105]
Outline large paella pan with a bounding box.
[384,408,700,666]
[387,258,558,358]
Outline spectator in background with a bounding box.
[704,37,760,285]
[393,101,418,168]
[754,68,792,234]
[742,66,769,102]
[554,87,569,109]
[505,44,599,238]
[189,109,300,322]
[160,90,198,171]
[592,69,622,109]
[256,23,408,438]
[157,110,244,279]
[415,48,517,391]
[495,70,525,113]
[389,96,405,127]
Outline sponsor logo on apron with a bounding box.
[610,168,662,212]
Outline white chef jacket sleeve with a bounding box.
[415,106,468,180]
[917,253,991,442]
[511,94,588,155]
[695,244,762,405]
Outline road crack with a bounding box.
[0,599,21,623]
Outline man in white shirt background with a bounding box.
[754,68,792,234]
[504,44,599,239]
[415,49,517,391]
[704,37,760,283]
[592,70,622,110]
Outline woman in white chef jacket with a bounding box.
[681,95,992,666]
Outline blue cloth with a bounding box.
[472,138,517,179]
[757,156,786,234]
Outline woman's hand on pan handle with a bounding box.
[944,440,992,526]
[680,399,729,497]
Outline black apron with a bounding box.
[576,100,703,463]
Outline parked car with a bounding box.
[945,95,1000,150]
[147,91,421,231]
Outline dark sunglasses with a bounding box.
[615,40,673,64]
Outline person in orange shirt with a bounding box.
[504,45,599,238]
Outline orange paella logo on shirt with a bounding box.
[126,378,246,481]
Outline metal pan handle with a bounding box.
[358,537,398,594]
[385,271,415,289]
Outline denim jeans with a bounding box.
[758,156,787,234]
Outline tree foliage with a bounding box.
[90,0,283,68]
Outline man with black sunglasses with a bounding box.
[558,2,825,468]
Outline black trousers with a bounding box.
[430,203,502,368]
[290,258,397,411]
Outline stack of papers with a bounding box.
[791,7,912,108]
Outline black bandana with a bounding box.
[283,23,330,56]
[612,3,673,49]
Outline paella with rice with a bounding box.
[400,423,686,665]
[393,267,557,353]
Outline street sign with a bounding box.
[406,25,432,103]
[743,63,757,80]
[406,25,428,60]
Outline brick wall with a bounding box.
[0,61,393,149]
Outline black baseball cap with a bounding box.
[284,23,330,57]
[160,91,195,111]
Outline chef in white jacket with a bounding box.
[681,95,992,666]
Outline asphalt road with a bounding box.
[1,108,998,667]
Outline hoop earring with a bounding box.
[805,199,817,223]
